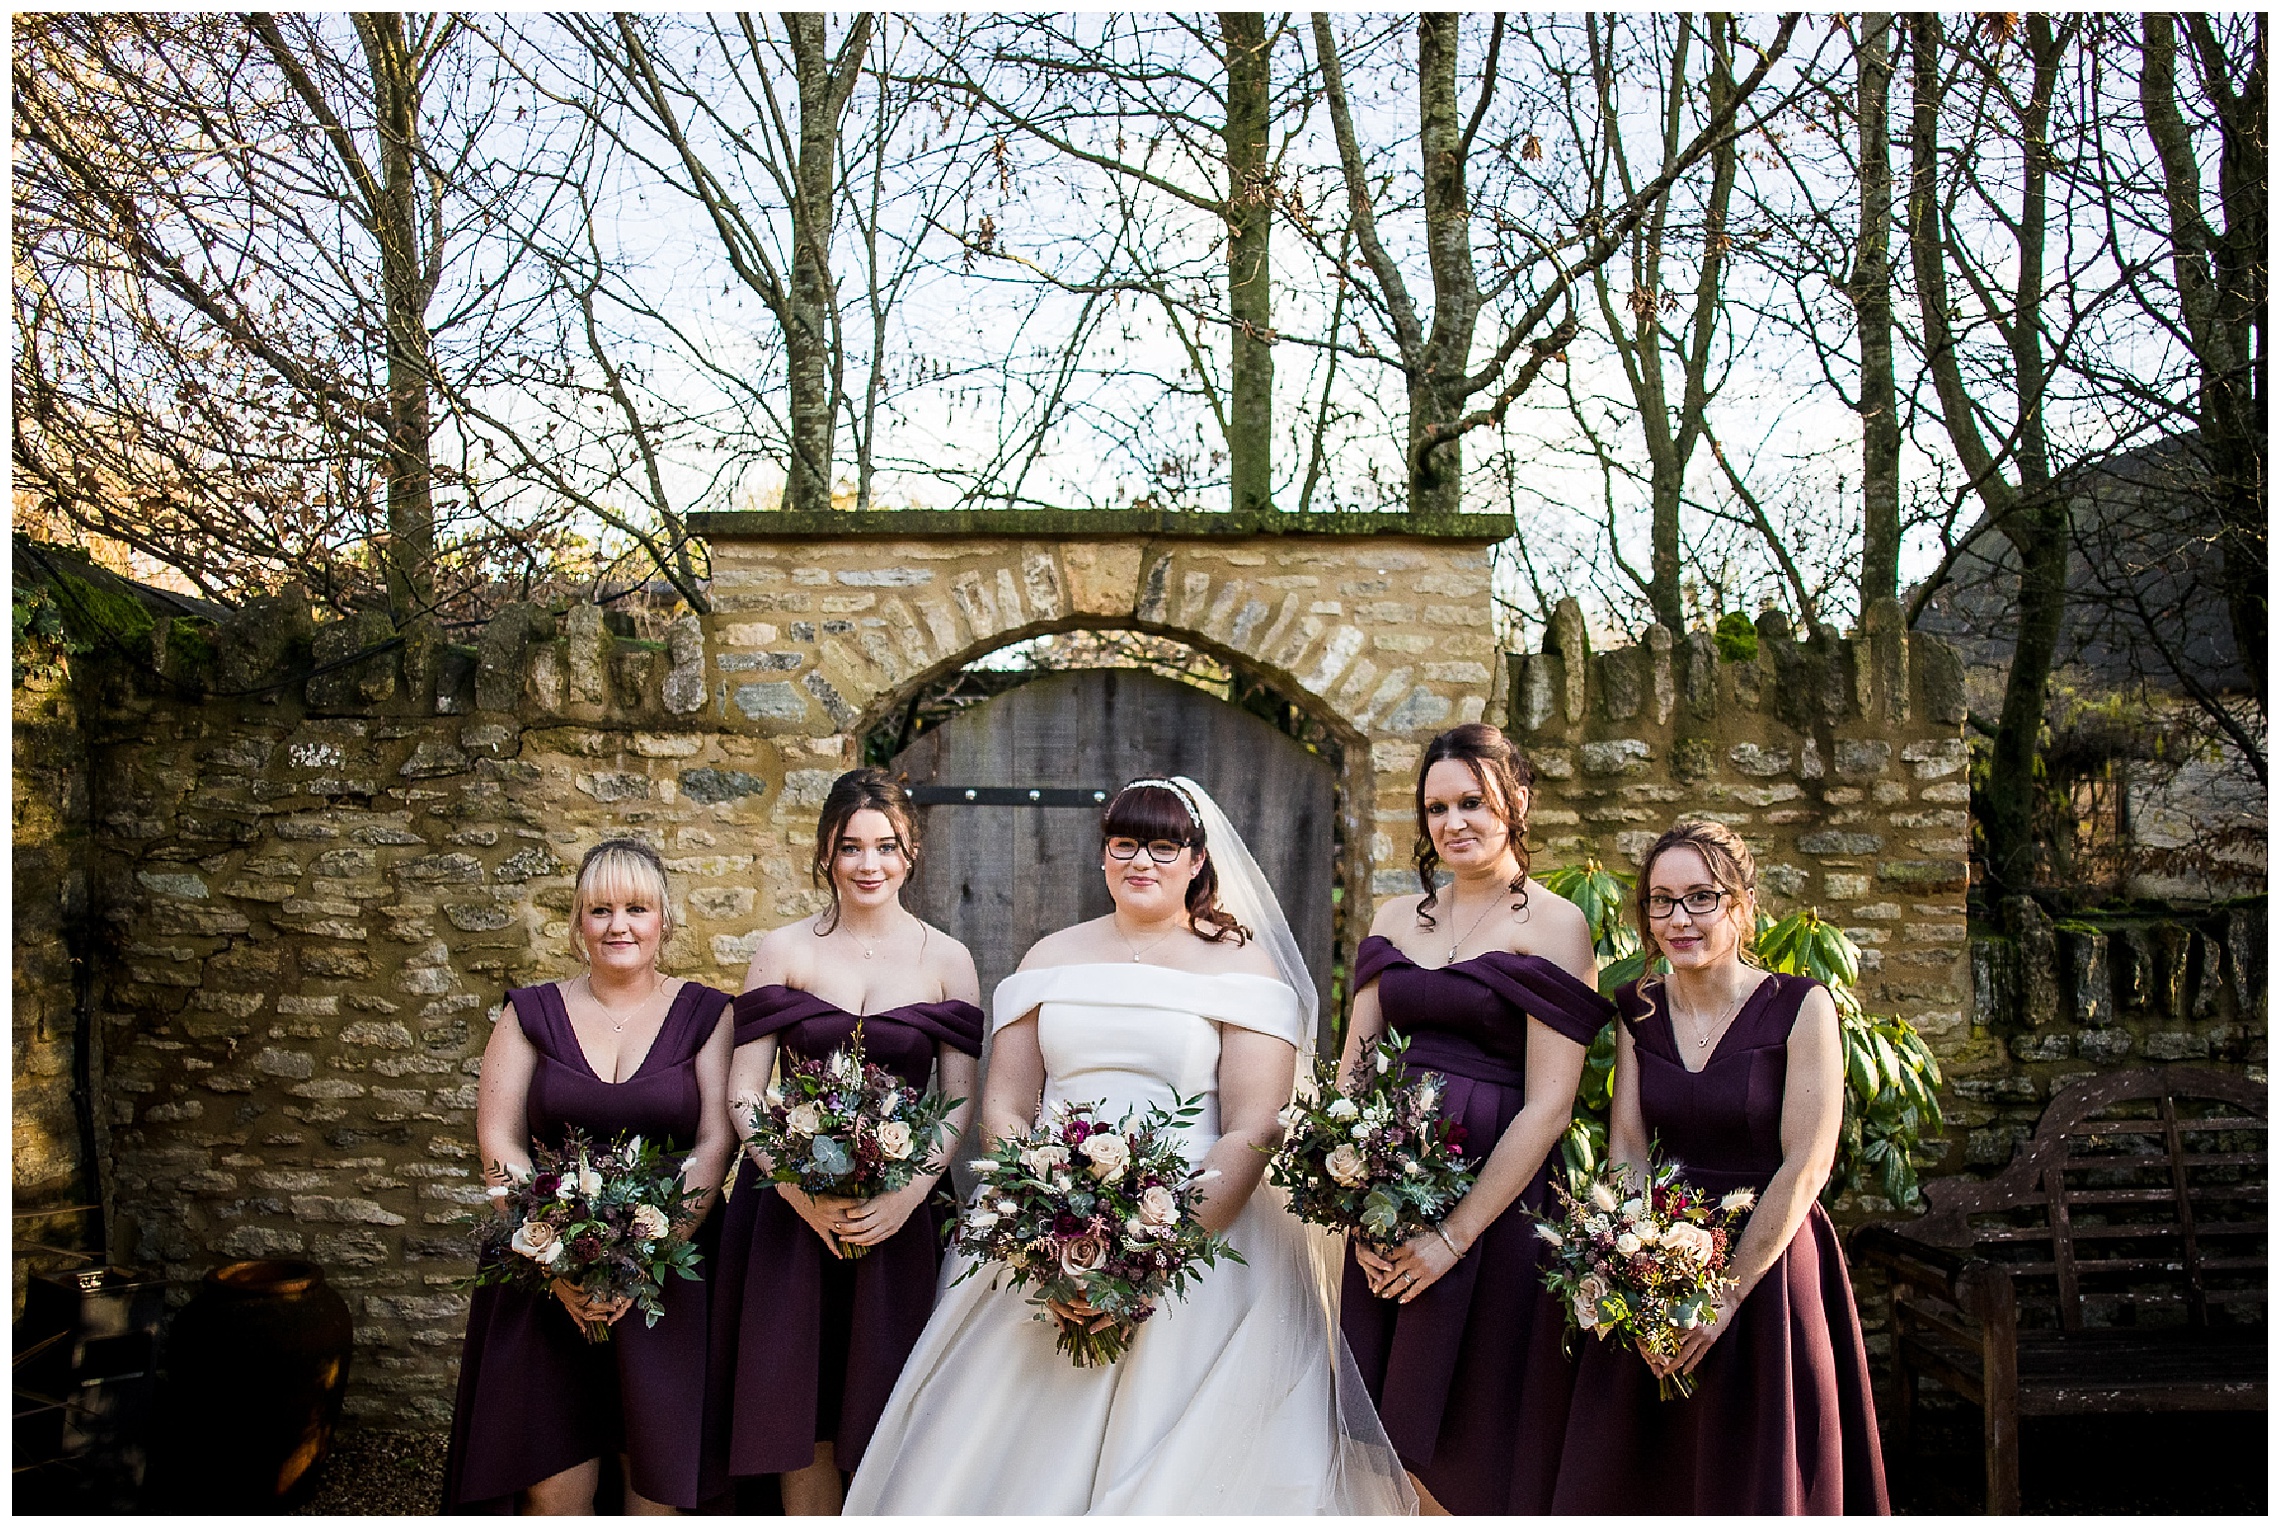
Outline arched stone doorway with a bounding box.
[688,509,1510,989]
[890,665,1340,1013]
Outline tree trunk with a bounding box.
[1850,12,1901,608]
[1219,12,1273,518]
[1908,12,2071,891]
[781,14,869,514]
[355,13,434,618]
[2143,12,2267,712]
[1410,13,1478,516]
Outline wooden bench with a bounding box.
[1851,1066,2266,1513]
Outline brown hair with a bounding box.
[1631,817,1763,975]
[1100,779,1249,945]
[569,839,675,963]
[1413,722,1533,928]
[810,768,919,935]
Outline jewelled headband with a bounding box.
[1118,777,1203,837]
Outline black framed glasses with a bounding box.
[1106,837,1191,865]
[1644,888,1729,921]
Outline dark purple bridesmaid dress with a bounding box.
[1531,972,1890,1515]
[441,980,733,1513]
[1338,933,1615,1515]
[705,986,983,1485]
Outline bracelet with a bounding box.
[486,1185,511,1199]
[1433,1223,1467,1258]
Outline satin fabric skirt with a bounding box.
[843,1180,1416,1515]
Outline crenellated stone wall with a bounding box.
[1504,598,1978,1189]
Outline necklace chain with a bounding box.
[837,909,912,961]
[1440,885,1508,965]
[584,972,665,1032]
[1115,917,1186,964]
[1672,978,1752,1050]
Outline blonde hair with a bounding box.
[568,839,675,964]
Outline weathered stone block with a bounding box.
[2005,896,2061,1030]
[1834,740,1892,777]
[2062,927,2111,1028]
[1581,739,1653,777]
[1597,648,1643,722]
[1798,832,1883,856]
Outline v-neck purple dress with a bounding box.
[1337,934,1615,1514]
[704,986,984,1485]
[441,980,733,1513]
[1524,973,1890,1514]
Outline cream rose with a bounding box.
[785,1102,824,1137]
[1663,1221,1716,1263]
[1615,1231,1642,1257]
[1325,1096,1360,1122]
[1572,1292,1601,1330]
[1021,1143,1070,1175]
[1080,1130,1132,1179]
[1057,1231,1109,1277]
[630,1204,670,1241]
[511,1220,564,1266]
[1138,1185,1179,1227]
[1577,1273,1610,1307]
[1323,1143,1369,1188]
[876,1120,915,1161]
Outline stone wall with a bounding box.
[1960,896,2266,1167]
[29,512,1522,1425]
[1504,599,1978,1189]
[14,659,100,1313]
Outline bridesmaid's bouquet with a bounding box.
[950,1097,1242,1368]
[734,1025,962,1259]
[1267,1029,1476,1250]
[472,1129,704,1342]
[1535,1153,1755,1399]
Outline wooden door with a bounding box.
[892,667,1338,1021]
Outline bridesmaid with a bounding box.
[443,839,737,1513]
[707,768,982,1514]
[1339,723,1614,1514]
[1532,818,1889,1514]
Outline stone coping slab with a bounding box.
[689,509,1512,541]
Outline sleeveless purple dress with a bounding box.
[1338,934,1614,1514]
[441,981,733,1513]
[705,987,984,1483]
[1527,973,1890,1514]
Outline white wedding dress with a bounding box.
[843,963,1417,1515]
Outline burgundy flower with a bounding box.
[572,1232,602,1262]
[1061,1117,1093,1146]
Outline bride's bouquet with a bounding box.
[1535,1152,1756,1398]
[1268,1029,1476,1249]
[472,1130,704,1342]
[951,1097,1242,1368]
[735,1025,962,1258]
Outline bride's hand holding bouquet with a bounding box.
[950,1096,1243,1368]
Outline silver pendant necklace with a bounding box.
[1441,888,1505,965]
[585,973,664,1032]
[1116,918,1184,963]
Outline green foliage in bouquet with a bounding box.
[951,1095,1244,1368]
[471,1130,705,1342]
[1268,1028,1477,1247]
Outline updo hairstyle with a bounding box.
[1100,780,1249,945]
[1630,817,1762,973]
[1413,722,1534,927]
[810,767,920,935]
[568,838,675,963]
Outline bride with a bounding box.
[843,777,1416,1515]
